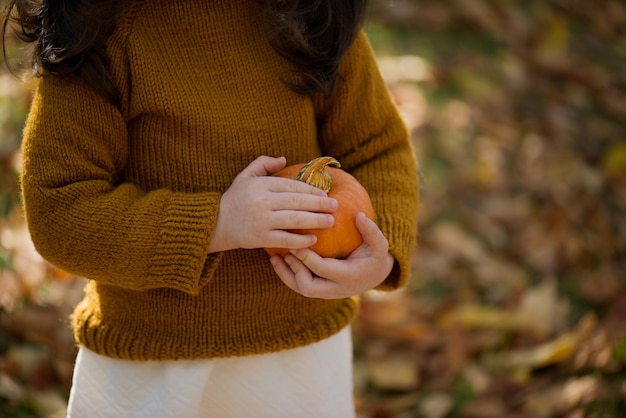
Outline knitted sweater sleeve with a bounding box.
[20,75,223,294]
[315,30,420,290]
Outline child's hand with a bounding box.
[208,156,338,253]
[269,212,394,299]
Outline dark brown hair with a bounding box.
[2,0,119,101]
[2,0,367,102]
[261,0,367,95]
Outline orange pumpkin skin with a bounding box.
[265,161,375,259]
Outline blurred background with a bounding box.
[1,0,625,417]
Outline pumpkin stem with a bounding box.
[297,156,341,192]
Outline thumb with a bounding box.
[241,156,287,177]
[355,212,388,251]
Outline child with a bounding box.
[4,0,419,417]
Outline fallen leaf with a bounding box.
[439,304,536,333]
[367,356,420,391]
[485,314,596,372]
[460,397,507,418]
[418,392,454,418]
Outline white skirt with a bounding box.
[67,326,355,418]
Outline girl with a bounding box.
[3,0,419,417]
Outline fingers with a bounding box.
[267,176,328,197]
[281,214,387,278]
[222,156,342,251]
[238,157,323,200]
[270,254,340,299]
[269,255,303,295]
[271,247,392,299]
[288,248,341,283]
[268,231,318,252]
[355,212,389,253]
[266,181,339,231]
[270,191,338,214]
[268,215,394,300]
[268,211,335,232]
[240,156,287,177]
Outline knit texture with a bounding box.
[20,0,420,360]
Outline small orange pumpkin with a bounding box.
[265,156,375,259]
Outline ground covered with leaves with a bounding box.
[1,0,625,417]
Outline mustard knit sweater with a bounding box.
[21,0,419,360]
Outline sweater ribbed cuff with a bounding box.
[147,192,222,295]
[376,215,417,290]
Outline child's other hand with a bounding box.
[209,156,338,253]
[269,212,394,299]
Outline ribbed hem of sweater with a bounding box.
[71,293,358,360]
